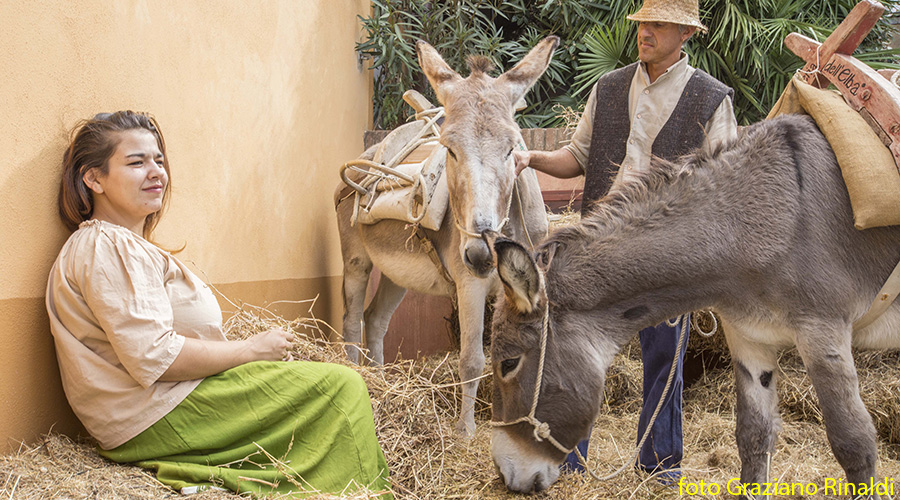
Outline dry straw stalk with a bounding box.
[3,278,900,498]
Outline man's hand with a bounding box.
[515,148,583,179]
[513,150,531,177]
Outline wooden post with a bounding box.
[784,0,900,174]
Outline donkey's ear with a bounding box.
[496,35,559,106]
[494,238,543,314]
[416,40,462,105]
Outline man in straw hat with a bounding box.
[514,0,737,482]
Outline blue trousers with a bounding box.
[562,315,689,476]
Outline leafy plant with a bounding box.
[575,0,900,124]
[358,0,900,129]
[357,0,613,129]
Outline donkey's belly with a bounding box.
[719,301,900,351]
[356,220,453,295]
[364,244,453,296]
[717,311,797,349]
[852,306,900,350]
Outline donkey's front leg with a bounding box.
[794,323,881,495]
[722,318,781,497]
[454,278,490,437]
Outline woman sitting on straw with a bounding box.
[45,110,392,498]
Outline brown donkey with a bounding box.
[336,37,557,435]
[488,114,900,495]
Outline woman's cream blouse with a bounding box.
[46,219,226,449]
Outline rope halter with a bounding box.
[489,270,573,456]
[452,140,530,247]
[490,264,693,482]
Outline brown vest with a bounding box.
[581,62,733,215]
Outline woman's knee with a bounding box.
[316,363,369,399]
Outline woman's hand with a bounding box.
[244,327,294,362]
[159,328,296,382]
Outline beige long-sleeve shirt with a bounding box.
[565,54,738,185]
[46,219,226,449]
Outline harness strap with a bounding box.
[853,257,900,331]
[415,227,456,298]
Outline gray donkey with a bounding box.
[488,113,900,496]
[335,37,556,435]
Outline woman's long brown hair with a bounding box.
[58,111,172,240]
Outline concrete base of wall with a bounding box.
[0,297,84,453]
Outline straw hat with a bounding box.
[626,0,708,33]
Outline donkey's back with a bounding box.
[707,114,900,492]
[705,114,900,348]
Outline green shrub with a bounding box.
[357,0,632,129]
[357,0,900,128]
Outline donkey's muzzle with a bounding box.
[492,428,560,492]
[463,237,494,277]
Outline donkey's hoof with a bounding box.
[454,419,476,438]
[344,346,361,365]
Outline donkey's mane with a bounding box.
[576,155,698,235]
[544,131,742,258]
[467,55,496,75]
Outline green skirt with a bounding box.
[100,361,392,498]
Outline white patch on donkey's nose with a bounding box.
[491,428,560,492]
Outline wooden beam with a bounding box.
[788,0,885,88]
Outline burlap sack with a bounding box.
[768,75,900,229]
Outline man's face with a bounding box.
[636,21,694,68]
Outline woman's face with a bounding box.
[85,129,168,232]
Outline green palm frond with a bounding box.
[573,19,636,96]
[359,0,900,129]
[855,48,900,69]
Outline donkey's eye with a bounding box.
[447,148,457,160]
[505,148,514,159]
[500,358,520,377]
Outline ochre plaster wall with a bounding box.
[0,1,372,453]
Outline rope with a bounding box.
[691,309,718,337]
[489,271,573,456]
[795,42,824,80]
[514,180,537,252]
[489,251,698,483]
[339,107,445,226]
[578,315,690,481]
[453,175,516,239]
[490,277,693,479]
[453,138,530,241]
[514,138,538,252]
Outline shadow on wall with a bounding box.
[2,138,87,451]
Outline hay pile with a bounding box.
[4,299,900,499]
